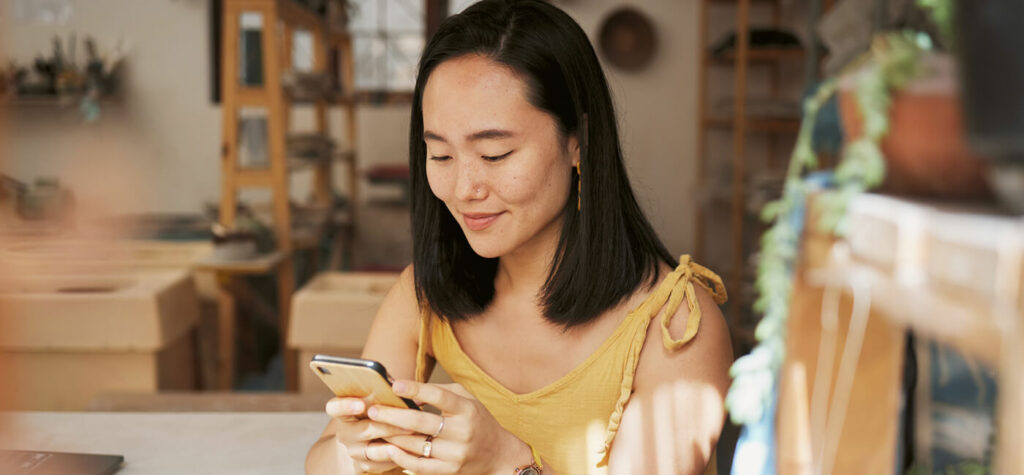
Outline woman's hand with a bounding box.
[324,396,415,473]
[368,381,535,474]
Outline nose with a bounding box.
[453,156,488,202]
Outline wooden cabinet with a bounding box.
[778,193,1023,474]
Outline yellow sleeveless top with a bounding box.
[413,255,728,474]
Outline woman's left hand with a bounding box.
[367,380,532,474]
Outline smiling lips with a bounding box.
[462,211,504,231]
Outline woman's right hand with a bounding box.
[325,397,414,474]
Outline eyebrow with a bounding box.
[423,129,516,143]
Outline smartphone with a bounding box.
[309,354,420,410]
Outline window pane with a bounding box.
[354,35,387,90]
[292,29,315,72]
[449,0,480,15]
[348,0,380,33]
[387,34,425,90]
[349,0,427,93]
[237,108,269,170]
[386,0,424,32]
[239,12,264,87]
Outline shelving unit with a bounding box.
[703,116,801,133]
[695,0,798,344]
[694,0,830,344]
[214,0,359,390]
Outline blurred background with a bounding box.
[1,0,1022,474]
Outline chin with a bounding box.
[464,234,511,259]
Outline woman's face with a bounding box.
[422,54,578,259]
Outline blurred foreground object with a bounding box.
[955,0,1024,212]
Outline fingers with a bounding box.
[392,380,469,414]
[330,416,412,443]
[363,442,392,464]
[325,397,366,419]
[347,441,398,474]
[385,434,463,462]
[368,404,445,436]
[385,444,457,474]
[359,420,415,440]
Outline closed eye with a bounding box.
[429,155,452,161]
[483,151,513,162]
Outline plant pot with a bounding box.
[838,53,991,200]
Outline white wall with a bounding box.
[1,0,716,255]
[1,0,221,216]
[558,0,703,255]
[0,0,411,219]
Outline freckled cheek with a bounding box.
[425,165,453,202]
[494,173,535,205]
[497,171,566,208]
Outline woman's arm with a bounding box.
[608,285,733,475]
[305,265,424,474]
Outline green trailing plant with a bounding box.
[725,31,930,425]
[725,2,994,472]
[917,0,955,47]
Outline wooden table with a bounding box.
[0,411,327,474]
[777,194,1023,475]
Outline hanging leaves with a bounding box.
[725,32,928,426]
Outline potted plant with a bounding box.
[724,0,992,472]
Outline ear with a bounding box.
[567,134,581,168]
[570,113,588,168]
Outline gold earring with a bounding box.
[576,162,582,211]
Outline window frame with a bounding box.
[348,0,448,105]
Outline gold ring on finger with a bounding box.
[431,415,445,439]
[421,436,433,458]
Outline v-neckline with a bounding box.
[438,265,682,401]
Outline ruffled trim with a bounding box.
[596,255,728,466]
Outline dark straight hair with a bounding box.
[410,0,677,329]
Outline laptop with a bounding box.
[0,450,123,475]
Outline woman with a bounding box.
[306,1,732,473]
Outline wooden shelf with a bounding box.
[219,0,361,391]
[194,250,285,274]
[277,0,327,30]
[2,95,78,107]
[292,225,324,250]
[1,94,116,108]
[704,115,801,133]
[695,0,815,329]
[709,47,805,64]
[285,92,355,106]
[287,148,354,171]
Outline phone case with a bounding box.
[309,355,419,410]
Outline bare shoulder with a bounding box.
[606,264,733,471]
[372,264,421,332]
[362,264,423,379]
[634,268,733,395]
[382,265,420,315]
